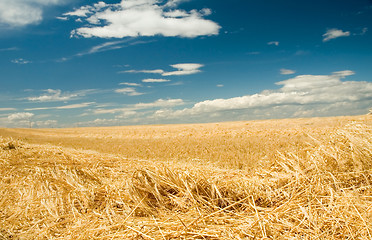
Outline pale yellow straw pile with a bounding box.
[0,117,371,239]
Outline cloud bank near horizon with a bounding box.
[70,70,372,127]
[1,70,370,128]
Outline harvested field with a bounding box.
[1,115,371,239]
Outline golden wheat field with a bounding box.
[1,115,372,239]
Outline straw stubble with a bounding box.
[0,115,371,239]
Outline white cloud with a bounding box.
[200,8,212,16]
[295,50,310,56]
[25,102,95,111]
[91,98,185,115]
[268,41,279,46]
[54,70,372,127]
[0,0,67,27]
[142,78,170,83]
[361,27,368,35]
[115,87,144,96]
[63,6,92,17]
[56,16,68,21]
[8,112,34,121]
[122,69,165,74]
[3,112,59,128]
[167,81,184,86]
[148,70,372,122]
[75,118,122,127]
[330,70,355,77]
[64,0,220,38]
[34,120,58,128]
[0,47,18,51]
[59,39,152,62]
[76,40,128,56]
[11,58,31,64]
[164,0,189,8]
[119,82,142,87]
[115,110,139,119]
[79,98,185,126]
[133,98,184,109]
[323,28,350,42]
[27,89,93,102]
[354,27,368,36]
[163,9,189,17]
[163,63,204,76]
[28,89,77,102]
[280,69,296,75]
[247,51,260,55]
[59,40,127,61]
[217,84,224,87]
[276,70,355,91]
[93,108,126,115]
[0,108,16,111]
[123,63,204,76]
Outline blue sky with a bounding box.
[0,0,371,128]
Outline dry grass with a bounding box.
[0,116,371,239]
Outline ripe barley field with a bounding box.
[0,115,372,239]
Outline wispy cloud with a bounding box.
[25,102,95,111]
[11,58,32,64]
[133,98,184,109]
[323,28,350,42]
[247,51,260,55]
[280,68,296,75]
[119,82,142,87]
[142,79,170,83]
[114,88,144,96]
[56,16,68,21]
[76,40,128,57]
[91,98,185,115]
[58,39,152,62]
[34,120,58,128]
[92,108,126,115]
[294,50,310,56]
[27,89,94,102]
[0,108,16,111]
[0,47,18,51]
[268,41,279,46]
[361,27,368,35]
[123,69,165,74]
[63,0,220,38]
[122,63,204,76]
[354,27,368,36]
[167,81,184,86]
